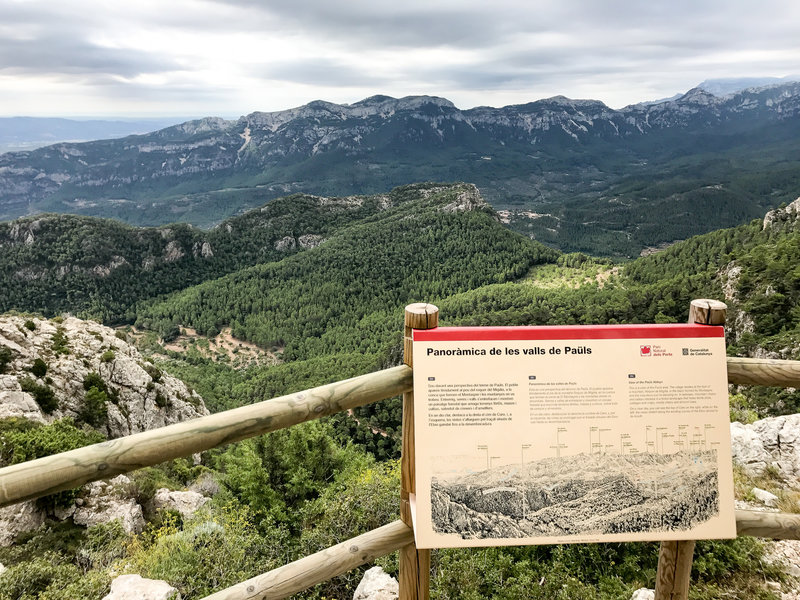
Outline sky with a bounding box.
[1,0,799,119]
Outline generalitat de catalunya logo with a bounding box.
[640,345,652,356]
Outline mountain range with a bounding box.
[2,82,800,256]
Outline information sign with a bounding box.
[411,324,735,549]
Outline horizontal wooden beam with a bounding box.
[727,357,800,387]
[736,509,800,539]
[202,520,414,600]
[0,365,412,508]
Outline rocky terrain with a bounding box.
[0,314,207,437]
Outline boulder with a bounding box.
[0,500,46,546]
[102,574,180,600]
[151,488,209,519]
[630,589,655,600]
[353,566,399,600]
[752,487,780,507]
[731,415,800,485]
[73,475,145,534]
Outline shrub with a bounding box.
[19,377,58,413]
[30,358,48,378]
[144,363,163,383]
[24,320,36,331]
[126,502,285,599]
[80,386,109,428]
[0,346,15,373]
[155,392,169,408]
[100,350,115,363]
[115,330,128,341]
[0,418,105,510]
[0,417,105,465]
[51,327,69,354]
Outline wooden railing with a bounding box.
[2,300,800,600]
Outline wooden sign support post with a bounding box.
[654,299,727,600]
[399,303,438,600]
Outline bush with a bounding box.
[80,386,109,428]
[30,358,48,378]
[24,320,36,331]
[126,502,286,599]
[0,418,105,510]
[0,346,14,373]
[100,350,115,363]
[155,392,169,408]
[51,327,69,354]
[0,417,105,466]
[19,377,58,413]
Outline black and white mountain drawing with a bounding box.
[431,450,719,540]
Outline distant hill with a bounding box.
[696,76,800,97]
[2,83,800,256]
[0,117,183,153]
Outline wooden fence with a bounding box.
[2,299,800,600]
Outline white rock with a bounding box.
[73,477,145,534]
[151,488,209,519]
[0,500,46,546]
[102,574,181,600]
[752,487,780,507]
[353,566,399,600]
[630,589,655,600]
[731,415,800,486]
[0,314,208,438]
[0,561,5,576]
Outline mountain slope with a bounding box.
[134,183,558,361]
[0,185,426,321]
[2,84,800,255]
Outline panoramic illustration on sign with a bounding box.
[411,325,736,549]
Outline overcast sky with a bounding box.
[1,0,798,118]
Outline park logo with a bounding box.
[640,345,652,356]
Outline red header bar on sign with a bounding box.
[413,324,724,342]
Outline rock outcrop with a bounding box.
[0,315,208,437]
[0,500,46,546]
[353,566,399,600]
[151,488,209,519]
[102,574,181,600]
[731,415,800,485]
[73,475,145,534]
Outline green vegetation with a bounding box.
[29,358,48,378]
[18,378,58,414]
[3,183,800,598]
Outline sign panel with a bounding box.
[412,324,735,549]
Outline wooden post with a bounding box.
[399,303,438,600]
[654,298,727,600]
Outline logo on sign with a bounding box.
[640,345,652,356]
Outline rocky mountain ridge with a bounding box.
[2,83,799,255]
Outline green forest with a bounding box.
[1,183,800,599]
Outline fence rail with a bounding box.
[0,365,412,508]
[203,520,414,600]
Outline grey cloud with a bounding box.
[261,58,393,87]
[0,36,179,77]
